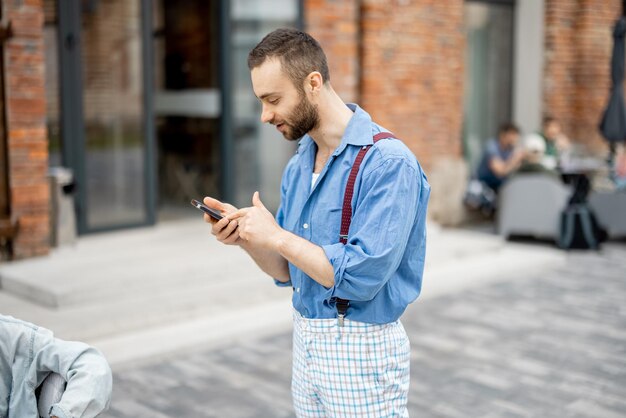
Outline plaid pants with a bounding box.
[292,310,410,417]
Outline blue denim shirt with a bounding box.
[275,104,430,324]
[477,138,514,191]
[0,314,112,418]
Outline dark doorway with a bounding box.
[153,0,222,219]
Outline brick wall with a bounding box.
[304,0,360,103]
[4,0,50,258]
[4,0,620,258]
[307,0,620,167]
[360,0,465,170]
[306,0,466,224]
[305,0,622,225]
[544,0,622,154]
[305,0,465,170]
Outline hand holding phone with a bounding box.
[191,199,223,221]
[193,197,243,246]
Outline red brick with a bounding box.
[359,0,465,170]
[8,127,47,142]
[3,0,50,257]
[305,0,360,103]
[6,7,45,38]
[544,0,620,154]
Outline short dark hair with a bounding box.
[247,28,330,93]
[543,116,558,126]
[498,122,520,135]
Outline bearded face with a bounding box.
[251,58,322,141]
[273,90,320,141]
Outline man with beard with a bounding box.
[203,28,429,417]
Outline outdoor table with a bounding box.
[559,157,606,204]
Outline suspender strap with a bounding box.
[335,131,396,325]
[339,132,397,244]
[335,297,350,327]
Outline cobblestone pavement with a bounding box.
[100,243,626,418]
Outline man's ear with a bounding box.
[305,71,323,94]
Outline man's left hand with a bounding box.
[229,191,284,249]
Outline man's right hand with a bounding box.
[203,196,242,246]
[206,193,291,282]
[512,148,527,164]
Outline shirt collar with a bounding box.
[342,104,374,147]
[297,103,374,155]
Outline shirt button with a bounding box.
[303,223,309,229]
[296,288,300,293]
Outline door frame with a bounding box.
[58,0,156,234]
[218,0,234,203]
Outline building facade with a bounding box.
[0,0,621,259]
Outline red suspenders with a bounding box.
[335,131,397,325]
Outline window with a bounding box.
[230,0,300,210]
[463,0,515,173]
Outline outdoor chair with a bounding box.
[497,173,572,242]
[589,190,626,239]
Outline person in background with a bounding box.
[613,142,626,190]
[516,133,559,177]
[0,314,112,418]
[476,122,525,193]
[540,116,571,169]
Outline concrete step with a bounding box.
[0,218,258,307]
[0,221,506,309]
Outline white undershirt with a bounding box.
[312,172,320,188]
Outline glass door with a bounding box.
[463,0,515,173]
[59,0,154,232]
[152,0,222,219]
[230,0,300,210]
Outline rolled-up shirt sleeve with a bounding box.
[273,161,293,287]
[322,157,422,302]
[32,330,112,418]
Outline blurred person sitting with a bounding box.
[516,133,559,178]
[0,314,112,418]
[613,143,626,190]
[540,116,571,169]
[476,122,525,194]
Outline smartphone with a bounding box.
[191,199,224,221]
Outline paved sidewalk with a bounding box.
[0,219,565,366]
[5,218,622,416]
[100,242,626,418]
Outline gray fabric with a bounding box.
[0,314,112,418]
[38,373,66,418]
[589,190,626,238]
[497,174,571,241]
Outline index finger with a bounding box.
[204,196,239,215]
[203,196,225,212]
[227,208,249,220]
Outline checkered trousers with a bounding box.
[292,310,410,417]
